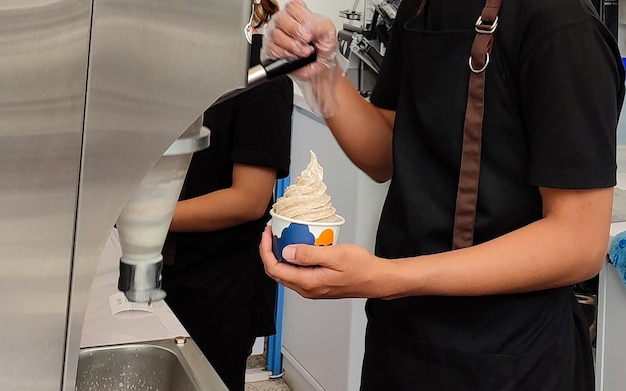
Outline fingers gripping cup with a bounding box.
[270,150,344,262]
[270,211,345,262]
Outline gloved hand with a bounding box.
[261,0,348,118]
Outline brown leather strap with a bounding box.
[452,0,502,249]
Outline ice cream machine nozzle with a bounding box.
[116,117,209,303]
[116,48,317,304]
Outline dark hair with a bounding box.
[252,0,280,28]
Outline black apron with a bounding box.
[360,1,595,390]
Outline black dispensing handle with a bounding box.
[210,47,317,107]
[262,47,317,80]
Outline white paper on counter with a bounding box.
[80,229,189,348]
[109,292,154,314]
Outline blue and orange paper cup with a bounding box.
[270,210,345,263]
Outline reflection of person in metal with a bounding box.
[161,1,292,390]
[260,0,625,389]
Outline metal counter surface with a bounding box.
[80,228,189,348]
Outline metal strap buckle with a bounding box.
[469,53,490,73]
[475,15,498,34]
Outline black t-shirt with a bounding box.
[372,0,624,257]
[362,0,624,386]
[162,34,293,340]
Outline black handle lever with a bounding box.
[262,48,317,80]
[211,48,317,107]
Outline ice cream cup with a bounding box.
[270,210,345,263]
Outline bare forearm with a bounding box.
[324,76,394,182]
[384,189,612,298]
[392,223,603,297]
[169,189,269,232]
[260,189,611,301]
[169,165,277,233]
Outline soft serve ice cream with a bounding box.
[272,150,342,222]
[270,150,344,262]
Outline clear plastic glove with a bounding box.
[261,0,348,118]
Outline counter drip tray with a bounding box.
[76,338,228,391]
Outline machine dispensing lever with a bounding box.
[249,48,317,86]
[212,48,317,107]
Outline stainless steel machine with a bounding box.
[337,0,399,97]
[0,1,251,389]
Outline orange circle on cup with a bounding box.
[315,229,335,246]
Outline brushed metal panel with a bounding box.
[0,0,250,389]
[0,1,91,390]
[65,0,250,389]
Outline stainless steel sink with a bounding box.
[76,338,228,391]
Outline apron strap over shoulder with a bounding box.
[452,0,502,250]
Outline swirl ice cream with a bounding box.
[272,150,342,223]
[270,151,344,262]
